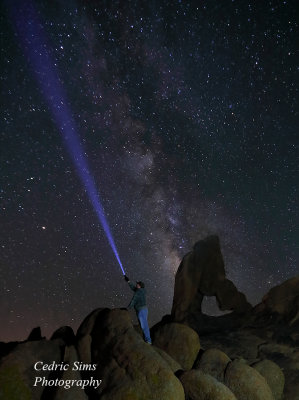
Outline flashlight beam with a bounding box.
[9,0,125,275]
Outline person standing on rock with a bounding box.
[124,275,152,344]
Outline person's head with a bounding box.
[136,281,145,289]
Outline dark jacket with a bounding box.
[127,282,147,312]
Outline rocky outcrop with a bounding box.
[152,347,182,372]
[52,346,88,400]
[0,238,297,400]
[27,327,44,341]
[198,330,266,363]
[224,359,274,400]
[254,276,299,326]
[76,308,185,400]
[51,326,76,346]
[152,322,200,370]
[0,339,62,400]
[171,236,251,323]
[76,308,105,364]
[179,369,237,400]
[252,359,285,400]
[194,348,231,382]
[258,342,299,400]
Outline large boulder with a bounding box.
[194,348,231,382]
[179,369,237,400]
[171,236,251,322]
[152,322,200,370]
[26,327,44,341]
[224,359,274,400]
[51,326,76,346]
[77,308,105,364]
[76,308,185,400]
[252,359,284,400]
[53,346,88,400]
[0,339,62,400]
[254,276,299,326]
[152,347,182,373]
[258,342,298,400]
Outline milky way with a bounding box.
[0,0,298,341]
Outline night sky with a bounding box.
[1,0,298,342]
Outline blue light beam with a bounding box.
[8,0,125,275]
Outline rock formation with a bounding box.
[194,348,231,382]
[254,276,299,326]
[0,236,297,400]
[224,359,274,400]
[252,360,285,400]
[0,339,63,400]
[171,235,252,324]
[151,322,200,370]
[76,308,185,400]
[179,369,237,400]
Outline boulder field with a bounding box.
[0,236,298,400]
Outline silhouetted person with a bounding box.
[124,275,152,344]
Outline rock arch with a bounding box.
[171,236,251,322]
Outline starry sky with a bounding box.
[0,0,298,342]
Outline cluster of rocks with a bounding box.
[0,235,298,400]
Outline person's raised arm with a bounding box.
[124,275,136,291]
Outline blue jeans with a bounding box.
[137,308,152,343]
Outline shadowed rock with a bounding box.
[51,326,76,346]
[152,322,200,370]
[0,340,62,400]
[76,308,105,364]
[52,346,88,400]
[194,348,231,382]
[152,347,182,373]
[76,308,185,400]
[257,342,299,400]
[254,276,299,326]
[224,359,274,400]
[179,369,237,400]
[1,239,297,400]
[251,359,285,400]
[27,327,44,342]
[171,236,251,324]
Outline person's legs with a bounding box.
[137,308,152,343]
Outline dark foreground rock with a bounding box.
[224,359,274,400]
[251,359,285,400]
[0,237,297,400]
[254,276,299,326]
[152,322,200,370]
[179,369,237,400]
[0,339,62,400]
[76,308,185,400]
[194,348,231,382]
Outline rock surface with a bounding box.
[0,339,62,400]
[194,348,231,382]
[224,359,274,400]
[77,308,185,400]
[152,346,182,372]
[258,342,299,400]
[152,322,200,370]
[254,276,299,326]
[0,237,297,400]
[53,346,88,400]
[251,359,285,400]
[179,369,237,400]
[171,235,251,323]
[51,326,76,346]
